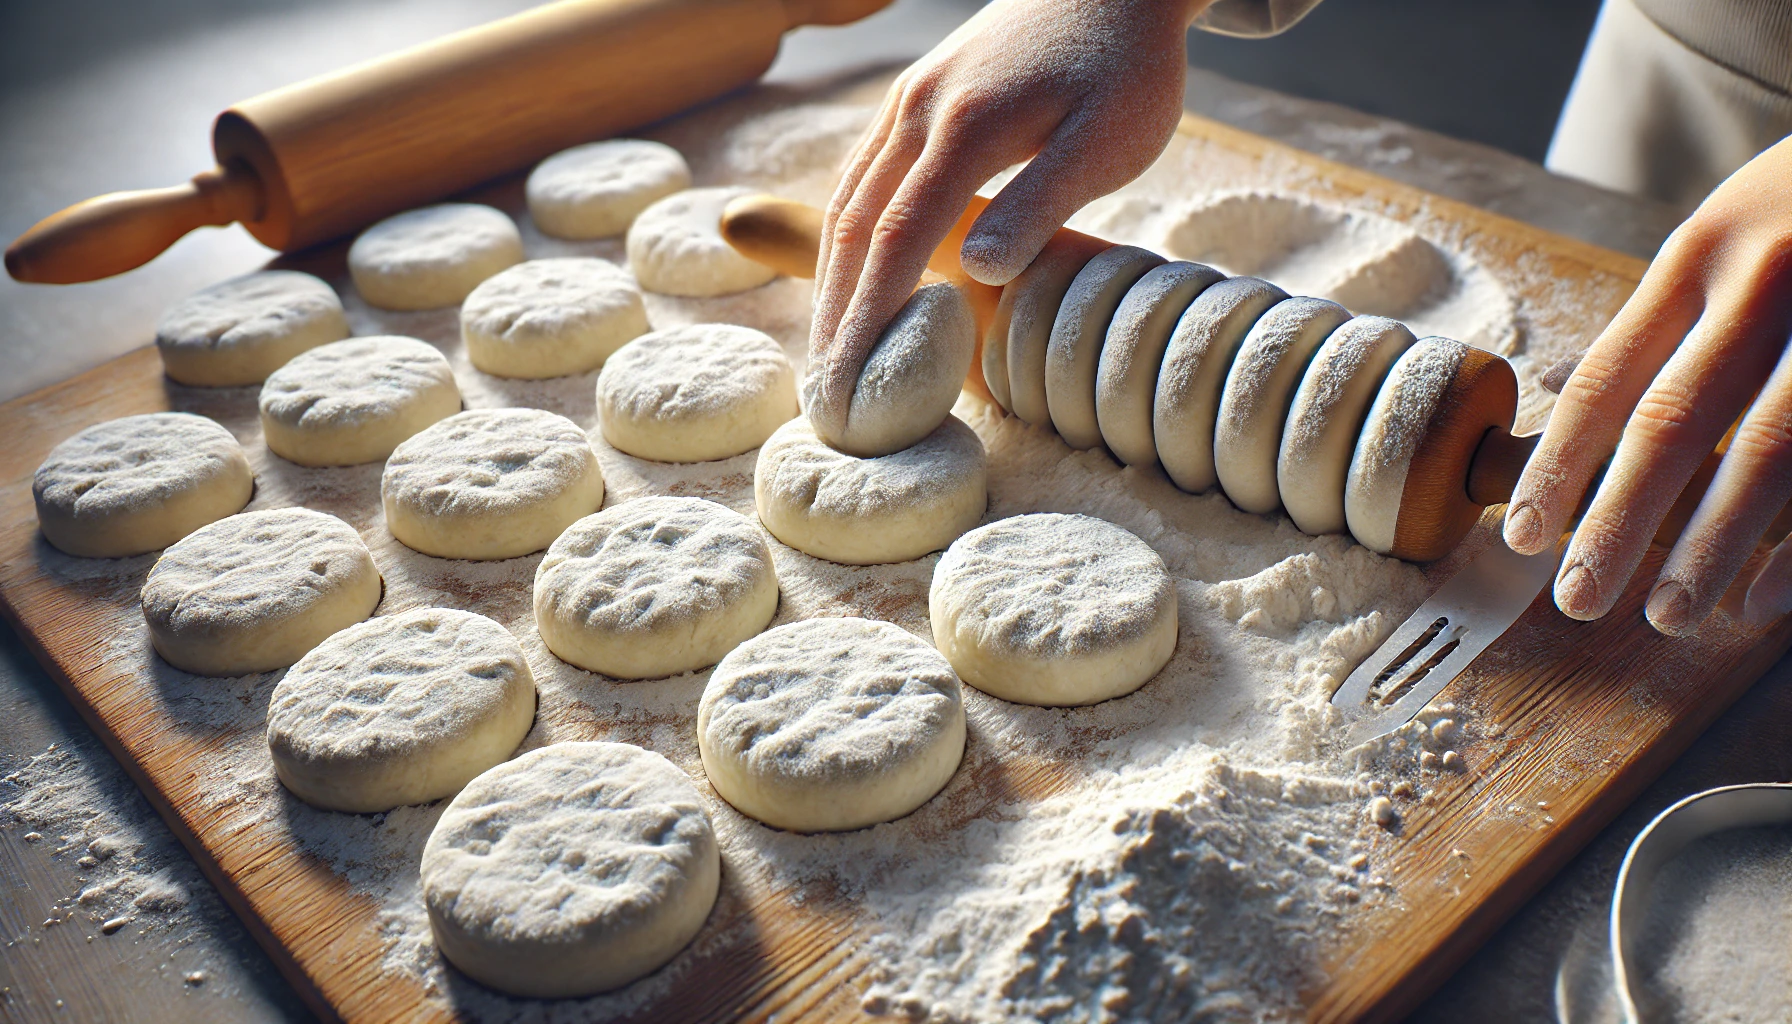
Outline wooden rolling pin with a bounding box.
[4,0,891,285]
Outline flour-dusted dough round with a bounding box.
[259,336,461,467]
[34,413,254,558]
[930,513,1177,707]
[1213,297,1351,514]
[155,271,349,386]
[1044,246,1163,450]
[421,742,719,998]
[266,608,536,813]
[382,408,604,560]
[1094,261,1224,467]
[527,139,693,239]
[1002,233,1113,427]
[348,204,523,311]
[141,508,382,676]
[1152,276,1287,494]
[627,186,777,297]
[698,617,965,833]
[460,258,649,379]
[534,497,778,679]
[596,323,797,462]
[804,282,976,458]
[754,415,985,565]
[1279,316,1417,536]
[1345,337,1469,553]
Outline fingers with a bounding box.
[817,85,902,297]
[1745,533,1792,627]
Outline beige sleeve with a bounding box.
[1192,0,1327,38]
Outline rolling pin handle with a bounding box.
[1465,428,1539,508]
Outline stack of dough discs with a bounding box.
[1093,260,1225,467]
[526,139,692,239]
[755,415,986,565]
[627,186,777,297]
[141,507,382,676]
[1344,337,1473,554]
[259,336,461,467]
[1001,232,1113,427]
[33,413,253,558]
[534,496,778,679]
[348,204,524,310]
[154,271,349,386]
[460,258,649,379]
[382,408,604,560]
[266,608,536,813]
[1044,245,1164,450]
[930,513,1178,706]
[421,742,719,998]
[697,617,965,833]
[596,323,796,462]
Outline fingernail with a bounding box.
[1505,503,1543,554]
[1556,563,1599,619]
[1646,580,1693,635]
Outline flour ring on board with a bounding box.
[596,323,797,462]
[697,617,965,833]
[1045,246,1163,450]
[534,496,778,679]
[1002,234,1113,427]
[1213,297,1351,514]
[930,513,1178,706]
[420,741,719,998]
[754,415,986,565]
[526,139,692,239]
[33,413,254,559]
[1279,316,1416,536]
[1094,260,1224,468]
[266,608,535,813]
[154,271,349,386]
[141,507,382,676]
[626,186,778,297]
[259,336,461,467]
[382,408,604,560]
[460,258,649,379]
[348,203,524,311]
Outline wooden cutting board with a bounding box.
[4,78,1788,1024]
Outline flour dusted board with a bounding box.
[3,71,1787,1024]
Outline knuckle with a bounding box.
[1624,387,1701,445]
[829,205,877,253]
[1558,349,1626,403]
[872,200,922,246]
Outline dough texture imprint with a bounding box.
[420,742,720,998]
[155,270,349,386]
[141,507,382,676]
[460,258,649,379]
[266,608,536,813]
[698,617,966,833]
[33,412,254,558]
[627,186,777,297]
[259,336,461,467]
[931,513,1178,707]
[382,408,604,560]
[534,496,779,679]
[527,139,693,239]
[596,323,797,463]
[348,203,524,310]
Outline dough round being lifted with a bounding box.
[421,742,719,998]
[1094,260,1225,467]
[460,258,648,379]
[260,336,461,467]
[1000,231,1112,426]
[155,271,349,386]
[534,497,778,679]
[754,415,985,565]
[34,412,253,558]
[266,608,535,813]
[141,508,382,676]
[349,204,524,310]
[527,139,692,239]
[698,617,965,833]
[627,186,777,297]
[1152,276,1287,494]
[931,513,1177,707]
[597,323,797,462]
[1045,245,1164,450]
[382,408,604,560]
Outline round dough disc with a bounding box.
[259,336,461,467]
[755,414,986,565]
[1094,260,1224,467]
[421,742,719,998]
[460,258,649,379]
[534,496,779,679]
[596,323,797,463]
[930,512,1178,707]
[697,617,965,833]
[348,204,524,311]
[527,139,692,239]
[142,507,382,676]
[34,412,253,558]
[155,271,349,386]
[626,186,778,297]
[382,408,605,560]
[1344,337,1470,554]
[1002,233,1112,427]
[266,608,536,813]
[1044,246,1163,450]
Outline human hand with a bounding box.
[1504,135,1792,635]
